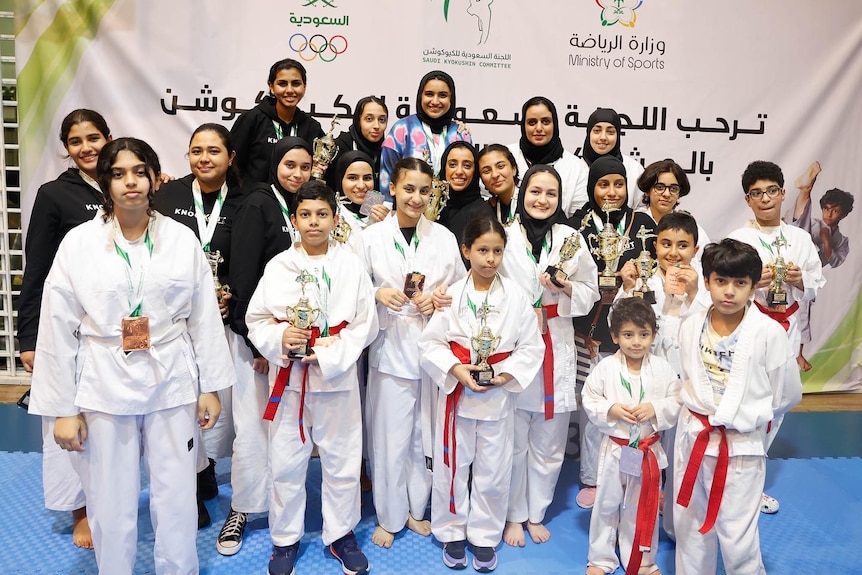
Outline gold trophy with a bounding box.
[422,149,450,221]
[311,116,340,181]
[470,302,501,386]
[587,201,630,293]
[285,270,321,359]
[546,233,581,288]
[767,235,789,308]
[206,249,231,302]
[331,217,351,244]
[633,226,658,304]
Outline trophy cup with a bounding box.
[421,149,450,221]
[311,116,340,181]
[206,249,231,302]
[285,270,321,359]
[633,226,658,304]
[545,233,581,288]
[766,235,789,308]
[470,302,501,386]
[587,201,630,294]
[331,218,351,244]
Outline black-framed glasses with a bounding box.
[653,182,681,196]
[746,186,783,200]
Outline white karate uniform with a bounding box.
[507,145,589,218]
[246,242,378,547]
[420,275,544,546]
[28,213,233,575]
[499,220,599,524]
[361,213,466,532]
[582,353,680,574]
[673,305,801,575]
[335,203,369,257]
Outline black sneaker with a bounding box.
[472,545,498,573]
[329,531,369,575]
[197,495,211,529]
[216,508,247,556]
[268,542,299,575]
[197,458,218,501]
[442,540,467,569]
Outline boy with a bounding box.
[583,297,680,575]
[673,239,802,575]
[246,180,379,575]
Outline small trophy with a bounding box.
[331,218,351,244]
[545,233,581,288]
[206,249,231,302]
[311,116,340,181]
[285,270,321,359]
[767,235,789,308]
[587,201,630,294]
[470,302,501,386]
[422,149,450,221]
[633,226,658,304]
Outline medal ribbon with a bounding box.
[113,226,154,317]
[272,120,298,140]
[192,179,226,251]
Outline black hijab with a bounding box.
[269,136,313,197]
[332,150,374,211]
[586,155,630,226]
[415,70,457,134]
[519,96,565,166]
[516,164,567,261]
[582,107,623,165]
[438,141,481,210]
[348,97,386,164]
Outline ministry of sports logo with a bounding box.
[597,0,643,27]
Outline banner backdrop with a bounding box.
[15,0,862,392]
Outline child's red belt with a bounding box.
[541,304,559,420]
[754,300,799,332]
[676,410,728,534]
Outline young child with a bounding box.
[362,157,466,548]
[245,180,379,575]
[583,297,680,575]
[673,239,802,575]
[420,215,544,572]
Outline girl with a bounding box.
[361,158,466,548]
[332,95,389,191]
[499,164,599,546]
[379,71,471,199]
[507,97,588,217]
[420,215,544,572]
[230,58,323,187]
[437,141,494,262]
[219,136,313,556]
[478,144,520,225]
[332,150,390,237]
[29,138,232,575]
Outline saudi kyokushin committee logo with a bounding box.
[597,0,643,27]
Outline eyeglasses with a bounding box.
[746,186,783,200]
[652,183,681,196]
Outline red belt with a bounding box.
[262,321,348,444]
[445,341,511,514]
[754,300,799,332]
[611,433,661,575]
[541,304,559,420]
[676,410,728,534]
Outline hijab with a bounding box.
[332,150,374,213]
[348,97,385,164]
[269,136,313,196]
[438,141,481,210]
[586,155,630,226]
[519,97,565,166]
[415,70,457,134]
[516,164,567,261]
[582,107,623,165]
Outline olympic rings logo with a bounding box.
[289,33,348,62]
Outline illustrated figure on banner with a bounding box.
[467,0,494,44]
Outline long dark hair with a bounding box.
[97,138,161,222]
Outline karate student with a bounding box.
[583,298,680,575]
[727,160,825,513]
[28,138,232,575]
[420,216,544,572]
[362,157,466,548]
[246,180,378,575]
[499,165,599,546]
[673,239,801,575]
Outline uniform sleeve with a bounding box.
[418,306,461,395]
[556,245,599,317]
[766,324,802,419]
[582,361,616,433]
[496,294,545,393]
[830,234,849,268]
[245,265,290,366]
[795,233,826,302]
[229,199,267,355]
[650,361,682,432]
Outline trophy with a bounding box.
[587,201,630,293]
[285,270,321,359]
[766,235,789,308]
[545,233,581,288]
[632,226,658,304]
[311,116,340,181]
[422,149,450,221]
[206,249,231,302]
[331,218,351,244]
[470,302,501,386]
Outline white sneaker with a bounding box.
[760,493,779,514]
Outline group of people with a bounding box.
[19,59,844,575]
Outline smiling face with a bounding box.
[277,148,313,193]
[744,178,785,226]
[269,68,306,112]
[358,102,388,143]
[590,121,618,156]
[340,160,374,205]
[523,171,560,220]
[189,130,234,193]
[108,150,152,216]
[593,173,627,210]
[649,171,680,218]
[391,168,432,226]
[655,228,698,273]
[444,147,476,192]
[420,79,452,119]
[524,103,554,147]
[479,151,516,199]
[65,121,110,179]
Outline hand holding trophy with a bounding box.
[285,270,321,359]
[470,302,501,386]
[588,200,630,296]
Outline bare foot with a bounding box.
[371,525,394,548]
[586,566,606,575]
[526,521,551,544]
[794,161,821,190]
[503,521,525,547]
[406,514,432,536]
[797,353,812,372]
[72,507,93,549]
[638,567,661,575]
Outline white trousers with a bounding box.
[432,409,514,547]
[575,339,605,486]
[661,428,676,539]
[367,368,433,532]
[229,336,271,513]
[41,416,86,511]
[269,385,362,547]
[507,408,570,524]
[201,327,237,459]
[80,404,198,575]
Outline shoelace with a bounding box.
[220,511,246,538]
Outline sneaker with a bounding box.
[216,508,248,556]
[442,540,468,569]
[197,458,218,501]
[197,495,211,530]
[268,542,299,575]
[761,493,780,514]
[472,546,498,573]
[576,486,597,509]
[330,531,369,575]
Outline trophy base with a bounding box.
[598,274,619,290]
[767,290,788,307]
[634,289,657,305]
[472,366,495,386]
[288,342,312,360]
[545,266,568,288]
